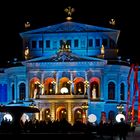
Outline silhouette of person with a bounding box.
[118,118,128,140]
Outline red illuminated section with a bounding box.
[131,65,139,125]
[138,88,140,124]
[126,64,140,125]
[126,64,134,122]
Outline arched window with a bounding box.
[12,84,14,100]
[108,111,115,122]
[108,82,115,100]
[74,108,83,122]
[59,108,67,121]
[76,82,84,95]
[120,83,125,100]
[101,112,106,122]
[19,83,26,100]
[90,81,99,99]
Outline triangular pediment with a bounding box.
[24,51,107,64]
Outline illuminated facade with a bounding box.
[0,21,139,124]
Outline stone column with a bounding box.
[84,72,89,95]
[51,103,55,121]
[41,72,45,95]
[68,102,72,123]
[100,74,104,100]
[40,110,43,121]
[70,72,73,94]
[25,77,29,100]
[14,75,18,102]
[55,72,59,94]
[35,112,40,120]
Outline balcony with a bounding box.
[39,94,88,99]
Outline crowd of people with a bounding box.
[0,117,136,139]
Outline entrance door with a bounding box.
[74,108,83,122]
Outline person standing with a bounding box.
[118,118,128,140]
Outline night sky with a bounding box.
[0,0,139,67]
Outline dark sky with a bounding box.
[0,0,139,67]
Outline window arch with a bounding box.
[74,77,84,95]
[120,83,125,100]
[19,83,26,100]
[44,78,56,95]
[30,77,40,98]
[76,82,84,95]
[108,82,115,100]
[74,108,83,122]
[59,77,70,94]
[89,77,100,100]
[90,81,99,99]
[108,111,115,122]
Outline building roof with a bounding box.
[20,21,120,43]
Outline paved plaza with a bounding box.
[0,126,140,140]
[97,126,140,140]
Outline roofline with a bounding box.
[20,21,120,37]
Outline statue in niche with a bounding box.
[59,40,70,52]
[92,86,96,99]
[33,88,37,99]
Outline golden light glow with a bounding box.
[35,81,40,84]
[25,21,30,28]
[51,81,56,85]
[81,103,88,111]
[109,18,116,26]
[101,44,105,55]
[24,47,29,60]
[64,6,75,21]
[117,104,124,114]
[66,16,72,21]
[67,80,72,84]
[84,80,89,87]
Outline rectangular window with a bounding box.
[74,39,78,47]
[88,39,93,47]
[102,39,108,46]
[46,40,50,48]
[39,40,43,48]
[32,41,36,48]
[67,40,71,46]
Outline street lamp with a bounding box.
[84,80,89,95]
[81,103,88,124]
[116,104,125,123]
[117,104,124,114]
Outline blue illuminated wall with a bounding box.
[20,21,119,59]
[0,84,7,102]
[0,21,139,124]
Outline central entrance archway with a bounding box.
[74,108,83,122]
[56,107,67,121]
